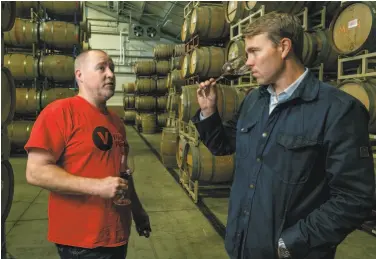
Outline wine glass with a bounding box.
[214,56,250,83]
[113,148,135,206]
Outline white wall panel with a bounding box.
[84,3,176,107]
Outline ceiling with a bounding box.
[86,1,191,42]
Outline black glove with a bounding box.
[133,210,151,238]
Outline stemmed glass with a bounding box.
[113,148,135,206]
[214,56,250,83]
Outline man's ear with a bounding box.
[280,38,292,60]
[75,69,83,83]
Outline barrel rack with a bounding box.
[337,51,376,80]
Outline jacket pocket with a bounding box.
[274,133,321,184]
[236,119,258,159]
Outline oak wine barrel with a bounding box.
[1,67,16,126]
[225,1,249,24]
[156,78,168,94]
[39,21,80,49]
[190,6,229,40]
[141,113,157,134]
[160,127,179,168]
[134,60,156,75]
[39,55,75,82]
[181,15,191,42]
[135,78,156,93]
[190,46,225,78]
[2,1,16,32]
[302,30,339,70]
[15,1,39,18]
[302,32,318,68]
[15,87,40,115]
[1,128,11,161]
[312,29,339,70]
[330,1,376,55]
[157,96,168,111]
[227,39,245,62]
[4,53,38,80]
[7,120,35,150]
[154,44,174,60]
[156,60,170,75]
[181,54,191,78]
[40,88,76,109]
[123,95,135,109]
[135,96,156,111]
[124,110,136,124]
[337,78,376,133]
[245,1,305,14]
[40,1,81,16]
[123,82,135,93]
[157,113,169,128]
[1,160,14,222]
[4,18,38,47]
[170,56,184,71]
[174,44,186,57]
[184,142,235,183]
[170,69,185,89]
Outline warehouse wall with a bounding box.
[85,6,175,106]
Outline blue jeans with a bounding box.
[56,244,128,259]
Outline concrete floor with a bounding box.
[3,125,376,259]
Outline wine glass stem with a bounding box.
[214,74,225,83]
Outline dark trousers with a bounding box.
[56,243,128,259]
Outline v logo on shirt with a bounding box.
[92,126,113,151]
[97,132,109,145]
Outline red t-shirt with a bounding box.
[24,95,132,248]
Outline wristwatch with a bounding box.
[278,238,291,258]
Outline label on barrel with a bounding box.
[348,19,358,29]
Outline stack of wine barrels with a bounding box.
[3,1,85,154]
[331,2,376,138]
[133,57,168,134]
[123,82,136,125]
[1,3,16,251]
[164,3,241,184]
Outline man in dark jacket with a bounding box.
[192,12,375,259]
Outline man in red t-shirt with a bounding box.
[25,49,151,259]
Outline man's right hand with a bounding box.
[96,176,128,199]
[197,78,217,117]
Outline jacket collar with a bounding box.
[259,69,319,102]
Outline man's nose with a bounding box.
[246,55,254,67]
[106,67,114,78]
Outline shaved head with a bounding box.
[74,49,109,71]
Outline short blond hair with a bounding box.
[74,49,108,71]
[243,12,304,62]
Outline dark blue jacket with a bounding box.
[192,71,375,259]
